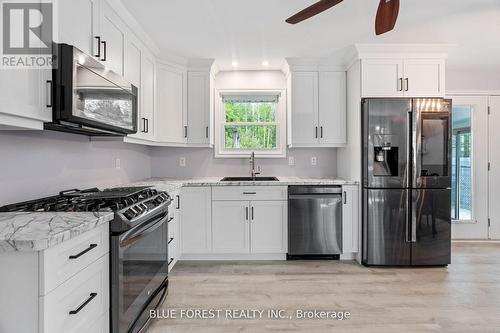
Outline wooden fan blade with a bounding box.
[286,0,343,24]
[375,0,400,35]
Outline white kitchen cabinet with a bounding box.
[289,72,319,146]
[318,71,347,145]
[342,185,359,254]
[288,71,346,147]
[100,1,125,75]
[212,201,250,253]
[168,190,181,271]
[123,38,141,88]
[250,201,287,253]
[187,71,211,145]
[139,52,155,140]
[55,0,101,58]
[156,63,187,144]
[180,187,212,254]
[361,58,444,98]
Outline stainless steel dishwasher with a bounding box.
[288,186,343,259]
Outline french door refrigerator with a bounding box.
[362,98,452,266]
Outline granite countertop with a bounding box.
[0,212,114,252]
[127,177,359,193]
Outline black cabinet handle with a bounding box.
[69,293,97,315]
[398,78,403,91]
[145,118,149,133]
[46,80,53,108]
[168,237,174,245]
[168,258,174,266]
[176,195,180,209]
[69,244,97,259]
[315,126,318,139]
[101,41,107,61]
[245,207,249,220]
[344,191,347,205]
[320,126,323,138]
[243,192,256,195]
[251,206,254,220]
[167,217,174,223]
[184,126,188,138]
[94,36,101,58]
[206,126,209,138]
[405,78,409,92]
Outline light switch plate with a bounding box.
[179,157,186,167]
[311,156,317,166]
[115,158,121,169]
[288,156,295,166]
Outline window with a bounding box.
[215,91,286,158]
[451,106,473,221]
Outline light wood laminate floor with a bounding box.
[148,242,500,333]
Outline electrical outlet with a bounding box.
[115,158,121,169]
[179,157,186,167]
[311,156,317,166]
[288,156,295,166]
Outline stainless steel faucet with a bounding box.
[250,152,261,179]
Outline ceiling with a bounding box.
[121,0,500,71]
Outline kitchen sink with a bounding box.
[220,176,279,182]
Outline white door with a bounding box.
[56,0,99,57]
[404,59,444,97]
[361,59,403,97]
[489,96,500,239]
[342,185,359,253]
[140,54,155,140]
[290,72,318,145]
[212,201,250,253]
[187,72,210,145]
[449,96,489,239]
[156,64,186,143]
[250,201,287,253]
[101,2,124,75]
[180,187,212,254]
[318,71,346,145]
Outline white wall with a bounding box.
[446,70,500,92]
[0,131,151,205]
[215,70,286,90]
[150,147,337,178]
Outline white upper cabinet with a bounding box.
[319,71,347,145]
[156,63,187,144]
[123,38,141,88]
[288,71,346,147]
[139,53,155,140]
[361,58,445,98]
[361,59,404,97]
[55,0,100,58]
[403,59,444,97]
[100,1,125,75]
[187,72,211,145]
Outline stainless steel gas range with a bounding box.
[0,186,172,333]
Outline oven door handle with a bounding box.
[120,212,168,247]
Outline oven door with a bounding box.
[111,210,169,333]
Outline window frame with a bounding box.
[214,89,286,158]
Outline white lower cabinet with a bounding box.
[342,185,360,254]
[212,201,250,253]
[168,190,181,271]
[180,187,212,254]
[250,201,287,254]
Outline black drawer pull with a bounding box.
[168,258,174,266]
[69,244,97,259]
[243,192,256,195]
[69,293,97,315]
[167,217,174,223]
[168,237,174,244]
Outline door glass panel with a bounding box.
[420,117,449,177]
[451,106,472,221]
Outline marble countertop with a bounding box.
[127,177,358,193]
[0,212,114,252]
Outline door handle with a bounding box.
[315,126,318,139]
[206,126,209,138]
[69,293,98,315]
[405,78,409,92]
[46,80,53,108]
[398,78,403,92]
[168,237,174,245]
[405,195,411,243]
[94,36,101,58]
[320,126,323,138]
[100,41,107,61]
[343,191,347,204]
[184,126,188,138]
[168,258,174,266]
[145,118,149,133]
[245,207,249,220]
[176,195,180,209]
[243,192,256,195]
[251,206,254,220]
[69,244,97,259]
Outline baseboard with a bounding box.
[180,253,287,260]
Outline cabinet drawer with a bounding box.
[41,254,109,333]
[212,186,287,201]
[40,222,109,295]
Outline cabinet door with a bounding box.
[319,71,347,145]
[403,59,444,97]
[56,0,100,57]
[342,185,359,253]
[101,2,124,75]
[140,53,155,140]
[361,59,403,97]
[212,201,250,253]
[156,64,186,143]
[180,187,212,254]
[187,72,210,145]
[123,39,141,87]
[290,72,319,145]
[250,201,287,253]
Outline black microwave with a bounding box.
[45,44,138,136]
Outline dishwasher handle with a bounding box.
[289,194,343,200]
[288,186,342,196]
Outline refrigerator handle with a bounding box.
[405,194,411,243]
[407,110,412,188]
[411,198,417,242]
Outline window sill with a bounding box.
[452,219,476,225]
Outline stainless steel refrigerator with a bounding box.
[362,98,452,266]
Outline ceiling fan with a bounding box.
[286,0,400,35]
